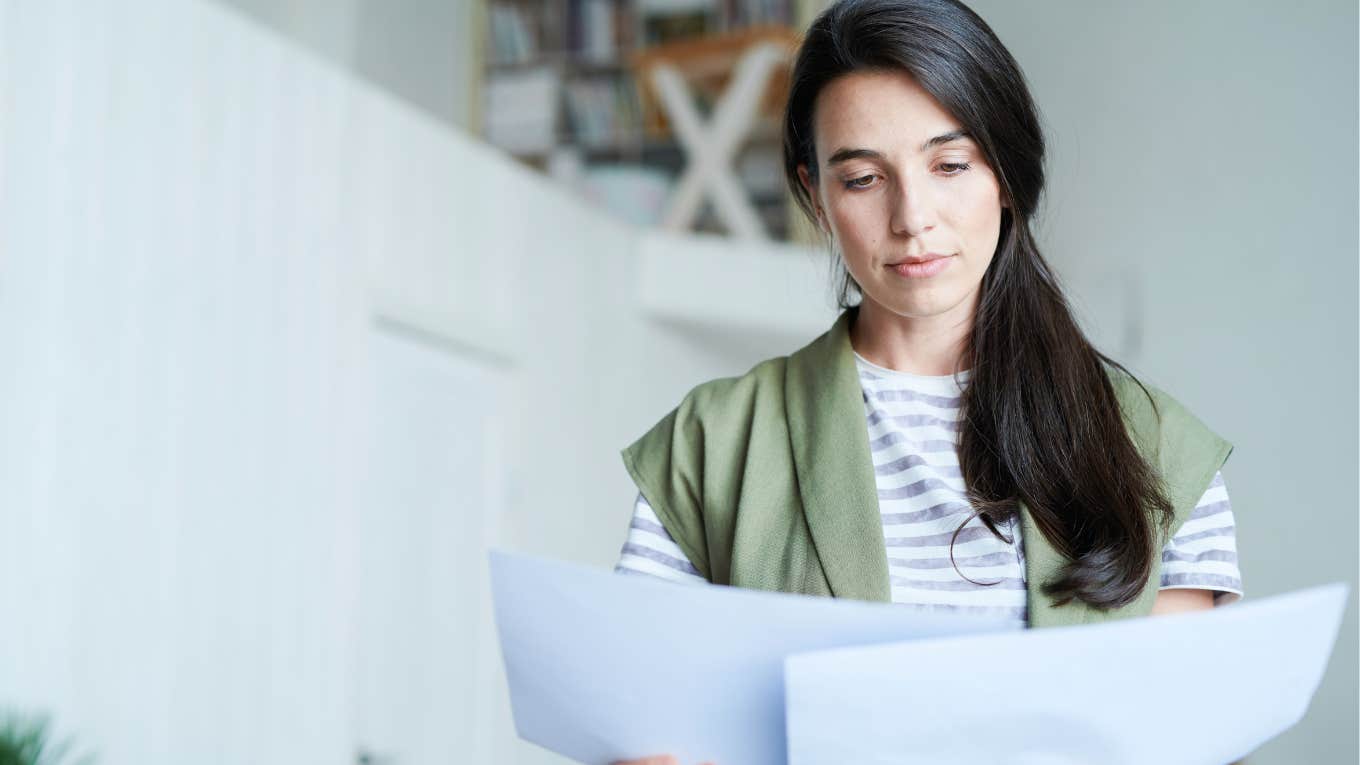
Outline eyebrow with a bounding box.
[825,129,973,166]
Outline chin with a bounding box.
[891,303,955,320]
[870,291,971,322]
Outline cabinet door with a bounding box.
[354,325,503,764]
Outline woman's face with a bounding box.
[798,69,1006,324]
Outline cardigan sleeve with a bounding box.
[618,354,796,591]
[619,398,714,582]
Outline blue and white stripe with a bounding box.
[1160,471,1241,603]
[857,359,1029,624]
[614,493,706,584]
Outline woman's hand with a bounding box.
[609,751,712,756]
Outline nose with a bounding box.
[889,173,936,238]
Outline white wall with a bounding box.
[0,3,366,760]
[212,0,479,132]
[969,2,1358,762]
[0,1,829,763]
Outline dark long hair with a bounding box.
[782,0,1172,610]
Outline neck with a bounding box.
[849,295,976,376]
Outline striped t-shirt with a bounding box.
[615,352,1243,627]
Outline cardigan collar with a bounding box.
[784,307,893,603]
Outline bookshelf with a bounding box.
[480,0,818,241]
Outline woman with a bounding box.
[613,0,1241,760]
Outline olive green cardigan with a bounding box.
[621,308,1232,628]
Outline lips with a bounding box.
[886,253,954,279]
[886,252,951,266]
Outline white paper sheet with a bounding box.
[784,584,1348,765]
[487,549,1017,765]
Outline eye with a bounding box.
[843,174,877,190]
[937,161,972,176]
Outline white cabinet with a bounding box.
[353,326,504,765]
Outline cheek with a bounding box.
[828,196,886,252]
[949,181,1004,247]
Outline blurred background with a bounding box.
[0,0,1354,763]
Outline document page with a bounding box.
[784,584,1348,765]
[488,549,1016,765]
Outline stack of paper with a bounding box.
[488,550,1346,765]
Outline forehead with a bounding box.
[812,69,964,161]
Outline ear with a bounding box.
[797,163,828,232]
